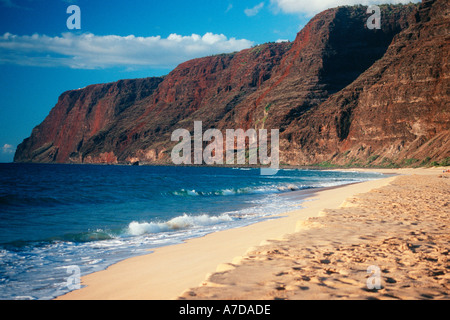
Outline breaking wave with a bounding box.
[170,184,308,197]
[127,213,234,236]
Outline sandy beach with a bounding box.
[57,167,449,300]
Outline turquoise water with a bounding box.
[0,163,383,299]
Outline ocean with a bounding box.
[0,163,384,300]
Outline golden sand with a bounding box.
[180,169,450,300]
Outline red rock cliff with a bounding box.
[281,0,450,166]
[14,0,449,167]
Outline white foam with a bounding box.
[221,189,235,196]
[277,184,300,191]
[14,296,34,300]
[187,190,198,196]
[172,189,200,196]
[170,182,321,198]
[127,213,233,236]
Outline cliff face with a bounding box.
[14,77,163,163]
[281,0,450,166]
[15,0,450,166]
[77,42,293,164]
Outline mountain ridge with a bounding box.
[14,0,450,167]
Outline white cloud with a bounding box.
[2,144,15,154]
[0,32,254,69]
[270,0,421,16]
[245,2,265,16]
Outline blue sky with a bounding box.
[0,0,419,162]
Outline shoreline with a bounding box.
[56,167,445,300]
[7,160,447,171]
[179,166,449,300]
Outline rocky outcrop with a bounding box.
[14,0,449,167]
